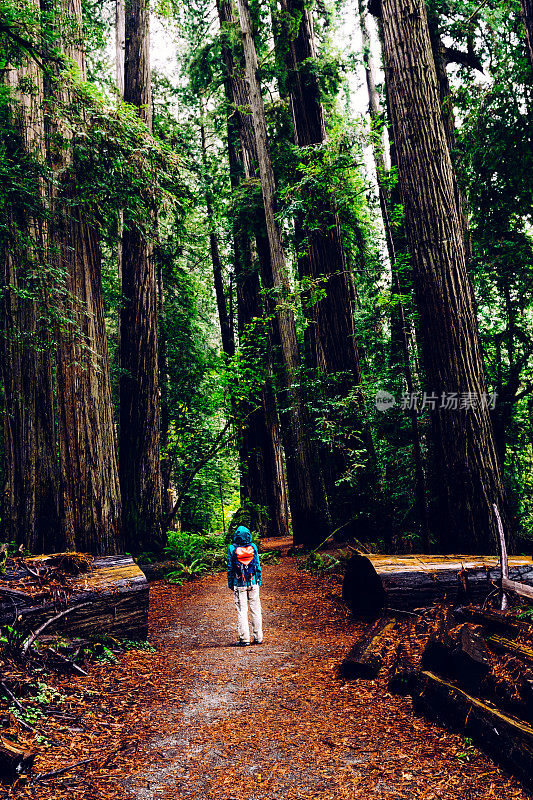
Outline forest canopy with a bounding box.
[0,0,532,558]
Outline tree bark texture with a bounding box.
[218,0,290,538]
[425,8,471,262]
[54,208,122,553]
[44,0,122,554]
[120,0,163,552]
[359,0,429,549]
[199,119,235,360]
[279,0,363,386]
[521,0,533,70]
[236,0,330,546]
[1,44,60,552]
[379,0,507,553]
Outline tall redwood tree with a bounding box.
[378,0,507,552]
[50,0,122,553]
[236,0,330,547]
[2,27,60,553]
[119,0,163,552]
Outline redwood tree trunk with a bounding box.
[236,0,329,547]
[359,0,429,550]
[1,39,61,554]
[119,0,163,553]
[521,0,533,70]
[277,0,381,538]
[278,0,362,387]
[378,0,507,552]
[199,119,235,360]
[218,0,290,539]
[49,0,122,553]
[55,211,123,553]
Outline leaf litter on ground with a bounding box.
[0,553,529,800]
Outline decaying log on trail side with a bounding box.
[387,643,418,695]
[485,633,533,664]
[422,623,491,694]
[0,554,148,641]
[342,553,533,615]
[342,554,385,619]
[413,670,533,793]
[483,656,533,723]
[0,736,35,782]
[339,619,395,680]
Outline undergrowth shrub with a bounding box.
[164,530,280,584]
[164,531,226,584]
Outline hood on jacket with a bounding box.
[233,525,252,546]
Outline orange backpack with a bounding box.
[235,545,256,585]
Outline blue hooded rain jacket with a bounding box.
[227,526,262,589]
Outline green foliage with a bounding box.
[95,644,117,664]
[164,530,227,584]
[456,736,477,762]
[297,551,342,574]
[121,639,156,652]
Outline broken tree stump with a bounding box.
[342,554,533,615]
[339,619,395,680]
[0,736,35,782]
[342,554,385,620]
[0,554,148,641]
[413,670,533,792]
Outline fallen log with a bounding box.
[342,554,385,619]
[453,606,523,637]
[388,643,418,695]
[503,576,533,602]
[339,619,395,680]
[422,623,491,694]
[0,736,35,782]
[342,554,533,616]
[413,670,533,792]
[485,634,533,665]
[0,555,148,641]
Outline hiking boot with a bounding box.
[251,639,263,645]
[235,640,251,647]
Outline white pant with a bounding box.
[234,585,263,643]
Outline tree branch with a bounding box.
[165,420,234,529]
[443,45,483,73]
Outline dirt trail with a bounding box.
[13,558,529,800]
[123,560,526,800]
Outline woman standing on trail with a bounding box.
[227,526,263,647]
